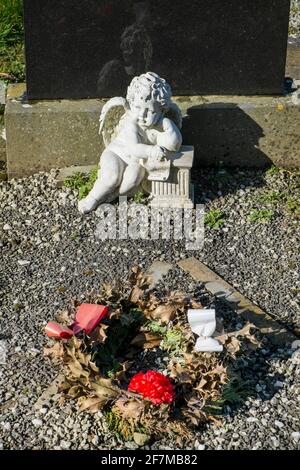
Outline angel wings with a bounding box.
[99,96,182,148]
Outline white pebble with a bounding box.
[246,417,258,423]
[274,381,284,388]
[275,420,284,429]
[291,340,300,350]
[60,440,71,449]
[32,418,43,427]
[3,224,11,231]
[17,260,31,266]
[1,422,11,431]
[291,432,300,442]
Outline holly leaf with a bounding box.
[150,304,178,323]
[131,332,161,349]
[114,398,145,420]
[78,397,106,413]
[43,342,64,359]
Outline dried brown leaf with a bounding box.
[114,398,145,420]
[150,304,178,323]
[67,361,90,380]
[67,385,83,398]
[78,397,106,413]
[131,332,161,349]
[89,324,109,344]
[55,309,73,324]
[43,342,64,359]
[91,379,120,401]
[129,286,144,303]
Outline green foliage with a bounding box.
[0,0,25,81]
[147,321,168,336]
[215,169,231,184]
[0,0,24,48]
[70,231,78,241]
[265,165,281,176]
[107,361,122,378]
[104,410,147,441]
[205,375,248,415]
[64,168,98,200]
[104,410,133,440]
[147,320,183,355]
[91,308,145,376]
[162,328,184,354]
[248,208,275,224]
[286,196,300,220]
[258,190,284,205]
[221,376,249,405]
[204,209,225,229]
[133,191,145,204]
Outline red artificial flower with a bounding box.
[128,370,175,405]
[45,304,109,339]
[44,322,74,339]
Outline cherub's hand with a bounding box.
[149,145,167,161]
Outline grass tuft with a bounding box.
[64,168,98,200]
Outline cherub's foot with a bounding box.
[78,196,99,214]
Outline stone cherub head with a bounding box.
[79,72,182,214]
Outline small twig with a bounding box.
[0,72,17,82]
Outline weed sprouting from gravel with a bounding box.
[204,209,225,229]
[64,168,98,200]
[248,209,275,224]
[258,191,284,205]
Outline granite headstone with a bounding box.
[23,0,291,99]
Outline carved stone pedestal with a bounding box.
[150,145,194,209]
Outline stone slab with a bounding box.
[23,0,291,99]
[0,82,5,109]
[0,114,6,163]
[5,84,104,178]
[178,257,298,345]
[177,94,300,168]
[286,38,300,79]
[5,84,300,179]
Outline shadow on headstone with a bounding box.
[183,103,273,168]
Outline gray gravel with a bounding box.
[0,169,299,450]
[193,167,300,330]
[290,0,300,38]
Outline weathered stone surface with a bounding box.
[0,115,6,163]
[23,0,291,99]
[178,258,297,345]
[5,84,300,179]
[286,38,300,79]
[0,82,5,109]
[176,94,300,168]
[5,84,104,178]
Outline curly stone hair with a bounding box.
[126,72,172,108]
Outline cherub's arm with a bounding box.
[156,118,182,152]
[121,122,163,161]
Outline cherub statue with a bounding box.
[78,72,182,213]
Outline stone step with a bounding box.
[5,83,300,179]
[178,257,298,345]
